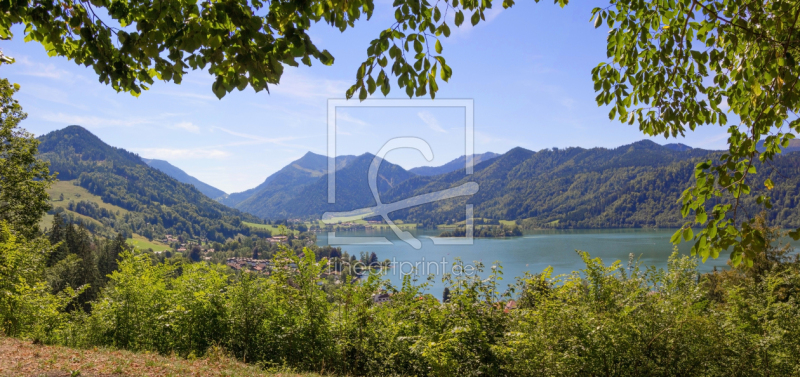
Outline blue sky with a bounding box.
[1,1,731,193]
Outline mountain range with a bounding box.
[37,126,266,242]
[215,151,494,218]
[408,152,499,176]
[218,152,357,208]
[37,126,800,236]
[201,141,800,229]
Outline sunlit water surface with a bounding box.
[316,228,800,296]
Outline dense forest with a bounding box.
[231,140,800,229]
[233,152,356,216]
[36,126,267,242]
[220,152,357,209]
[387,141,800,229]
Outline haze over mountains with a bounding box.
[35,126,800,239]
[142,158,227,200]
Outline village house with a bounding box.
[372,292,392,304]
[225,257,270,273]
[266,236,288,244]
[504,300,517,313]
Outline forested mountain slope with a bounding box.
[381,140,800,228]
[409,152,499,176]
[219,152,356,208]
[37,126,265,241]
[253,153,416,218]
[142,158,226,199]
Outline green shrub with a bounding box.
[0,221,79,343]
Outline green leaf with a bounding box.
[435,40,442,54]
[670,229,682,244]
[455,11,464,26]
[682,227,693,242]
[381,76,390,96]
[696,211,707,224]
[442,23,451,37]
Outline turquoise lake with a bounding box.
[317,228,799,297]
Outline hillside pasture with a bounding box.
[242,221,298,235]
[46,180,129,215]
[127,233,170,251]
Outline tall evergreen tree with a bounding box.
[66,223,100,311]
[189,245,202,262]
[46,213,68,267]
[98,233,126,282]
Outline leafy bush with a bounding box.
[0,221,80,343]
[5,233,800,376]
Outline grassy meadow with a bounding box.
[242,221,299,235]
[127,234,170,252]
[40,180,130,233]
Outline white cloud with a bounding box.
[475,130,518,148]
[14,55,83,82]
[418,111,447,133]
[136,148,230,160]
[337,111,369,126]
[697,133,729,148]
[212,127,320,151]
[157,91,217,102]
[270,69,350,100]
[19,84,89,109]
[40,112,154,128]
[173,121,200,133]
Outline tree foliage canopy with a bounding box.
[0,0,518,99]
[590,0,800,265]
[0,79,54,238]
